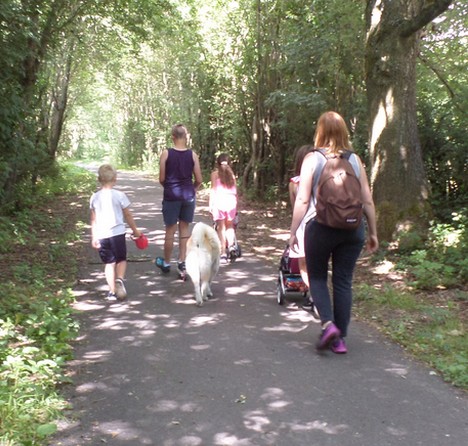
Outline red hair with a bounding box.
[314,111,352,153]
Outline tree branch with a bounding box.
[418,54,467,115]
[399,0,453,38]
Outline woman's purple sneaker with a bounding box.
[316,322,340,350]
[331,337,347,354]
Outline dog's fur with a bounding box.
[185,222,221,306]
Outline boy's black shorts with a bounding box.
[98,233,127,264]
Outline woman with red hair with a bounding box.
[289,111,378,354]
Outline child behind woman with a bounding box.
[90,164,141,301]
[209,154,237,263]
[289,145,315,311]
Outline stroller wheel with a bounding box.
[229,249,236,263]
[277,280,285,305]
[228,243,240,263]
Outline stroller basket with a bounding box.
[277,245,307,305]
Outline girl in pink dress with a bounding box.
[210,154,237,263]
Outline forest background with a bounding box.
[0,0,467,443]
[1,0,467,233]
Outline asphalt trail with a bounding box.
[50,170,467,446]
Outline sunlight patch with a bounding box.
[213,432,251,445]
[76,381,111,394]
[290,420,348,434]
[225,285,250,295]
[244,410,270,432]
[83,350,112,361]
[187,313,226,327]
[97,420,148,441]
[234,359,252,365]
[270,233,290,241]
[268,400,290,410]
[248,290,268,296]
[385,366,408,377]
[147,399,178,412]
[73,301,105,311]
[263,323,308,333]
[191,344,211,351]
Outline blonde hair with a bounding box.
[314,111,352,153]
[98,164,117,185]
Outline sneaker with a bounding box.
[115,278,127,300]
[177,261,186,279]
[105,292,118,302]
[220,254,228,264]
[155,257,171,273]
[316,322,341,351]
[301,299,313,311]
[331,337,347,354]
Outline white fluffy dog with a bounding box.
[185,222,221,306]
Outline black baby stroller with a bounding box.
[277,245,308,305]
[214,212,242,263]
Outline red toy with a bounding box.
[132,234,148,250]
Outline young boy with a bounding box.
[155,124,203,278]
[90,164,141,301]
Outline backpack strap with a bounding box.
[311,149,360,196]
[311,149,328,199]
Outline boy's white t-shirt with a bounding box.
[90,188,130,239]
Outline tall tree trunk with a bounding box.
[49,45,73,160]
[365,0,452,241]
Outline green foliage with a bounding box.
[355,206,468,389]
[396,212,468,289]
[356,205,468,388]
[355,283,468,389]
[0,163,91,444]
[1,0,467,220]
[418,1,468,217]
[0,286,76,444]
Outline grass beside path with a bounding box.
[0,164,95,445]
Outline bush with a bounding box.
[0,163,93,445]
[397,212,467,290]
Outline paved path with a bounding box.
[51,170,467,446]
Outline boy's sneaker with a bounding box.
[316,322,340,351]
[220,254,228,264]
[177,261,186,280]
[155,257,171,273]
[331,337,348,354]
[105,292,118,302]
[115,278,127,300]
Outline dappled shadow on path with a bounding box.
[55,248,356,445]
[52,170,467,446]
[54,247,461,446]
